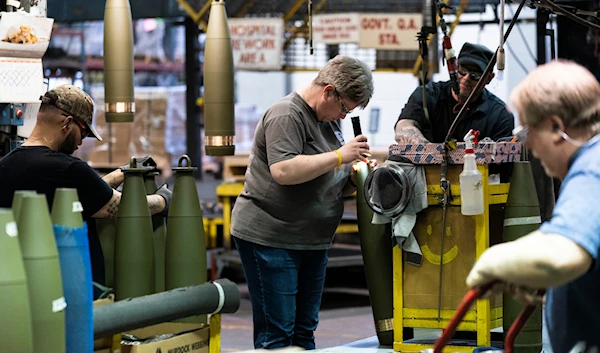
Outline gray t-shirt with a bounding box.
[231,92,352,250]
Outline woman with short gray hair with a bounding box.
[231,55,374,350]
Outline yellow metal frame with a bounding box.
[209,314,221,353]
[216,182,244,250]
[216,181,359,250]
[204,218,223,248]
[394,165,508,352]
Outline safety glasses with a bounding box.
[457,66,483,81]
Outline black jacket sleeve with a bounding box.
[395,86,429,131]
[491,106,515,141]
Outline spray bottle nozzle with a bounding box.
[463,129,480,153]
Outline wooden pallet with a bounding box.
[222,154,250,182]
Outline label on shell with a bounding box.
[5,221,17,237]
[52,297,67,312]
[72,201,83,213]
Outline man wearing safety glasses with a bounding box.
[467,61,600,353]
[0,84,172,298]
[394,42,514,144]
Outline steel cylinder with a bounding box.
[96,218,117,288]
[11,190,37,221]
[144,171,167,293]
[51,188,83,228]
[115,158,155,300]
[103,0,135,122]
[94,279,240,339]
[52,188,93,353]
[503,161,542,353]
[204,0,235,156]
[355,161,395,345]
[0,208,34,353]
[18,194,66,353]
[165,155,207,324]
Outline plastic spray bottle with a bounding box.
[460,129,484,215]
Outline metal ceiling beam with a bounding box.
[197,1,212,31]
[283,0,327,50]
[284,0,307,22]
[175,0,210,31]
[234,0,256,17]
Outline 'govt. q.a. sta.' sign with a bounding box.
[228,18,283,71]
[358,13,421,50]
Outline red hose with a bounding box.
[433,282,495,353]
[504,289,546,353]
[434,284,545,353]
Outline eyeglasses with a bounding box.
[61,113,90,138]
[334,90,354,115]
[457,66,483,81]
[512,125,528,143]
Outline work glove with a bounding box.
[466,244,505,289]
[154,183,172,216]
[119,156,158,171]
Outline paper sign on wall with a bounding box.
[312,13,360,44]
[358,14,422,50]
[229,18,283,71]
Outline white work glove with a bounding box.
[466,244,505,289]
[467,240,550,306]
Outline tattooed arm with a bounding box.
[394,119,430,144]
[92,189,166,218]
[102,169,125,188]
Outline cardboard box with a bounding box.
[121,322,209,353]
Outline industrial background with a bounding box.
[0,0,598,352]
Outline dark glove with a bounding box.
[120,156,158,171]
[154,184,172,216]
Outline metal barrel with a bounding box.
[115,158,155,300]
[355,161,395,345]
[0,208,34,353]
[94,279,240,339]
[165,155,207,324]
[503,161,542,353]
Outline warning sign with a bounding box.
[229,18,283,71]
[358,13,421,50]
[312,13,360,44]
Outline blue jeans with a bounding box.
[234,237,328,350]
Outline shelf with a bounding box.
[85,57,185,73]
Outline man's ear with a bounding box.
[485,72,495,84]
[62,116,73,130]
[323,84,335,98]
[548,115,565,144]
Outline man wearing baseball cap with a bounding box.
[394,42,514,144]
[0,84,172,296]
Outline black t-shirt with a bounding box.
[0,146,113,287]
[395,81,515,142]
